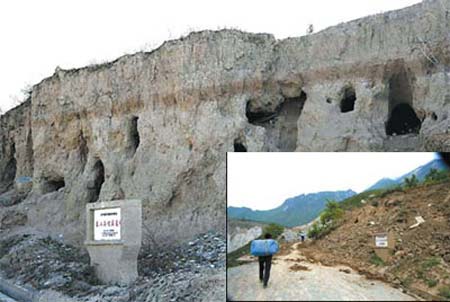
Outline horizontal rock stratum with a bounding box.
[1,0,450,245]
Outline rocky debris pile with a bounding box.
[138,231,225,278]
[78,230,226,302]
[0,190,27,207]
[75,230,226,302]
[0,234,99,296]
[0,210,27,229]
[0,231,225,302]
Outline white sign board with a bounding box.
[375,234,388,248]
[94,208,121,240]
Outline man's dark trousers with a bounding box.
[258,255,272,286]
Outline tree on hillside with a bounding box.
[404,174,419,188]
[263,223,284,239]
[425,168,450,184]
[308,200,344,239]
[320,200,344,226]
[425,168,439,183]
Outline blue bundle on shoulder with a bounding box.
[250,239,279,256]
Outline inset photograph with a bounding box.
[227,152,450,301]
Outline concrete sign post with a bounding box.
[373,231,395,262]
[85,199,142,285]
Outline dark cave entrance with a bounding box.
[3,158,17,184]
[245,104,276,125]
[79,131,89,171]
[278,90,307,151]
[233,140,247,152]
[386,103,421,136]
[88,159,105,203]
[41,175,65,194]
[46,178,65,192]
[129,116,140,155]
[1,142,17,187]
[340,86,356,113]
[245,90,307,152]
[386,68,421,136]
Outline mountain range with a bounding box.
[227,190,356,228]
[365,158,448,191]
[228,158,448,228]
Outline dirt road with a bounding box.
[227,243,416,301]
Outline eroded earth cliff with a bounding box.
[1,0,450,248]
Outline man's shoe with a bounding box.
[263,284,267,288]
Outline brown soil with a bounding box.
[290,264,310,272]
[285,257,304,263]
[299,181,450,301]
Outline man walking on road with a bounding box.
[259,233,274,288]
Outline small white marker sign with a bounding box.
[375,234,388,248]
[94,208,121,240]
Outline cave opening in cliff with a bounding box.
[388,68,412,110]
[386,103,421,136]
[129,116,140,155]
[386,68,421,136]
[233,140,247,152]
[79,131,89,171]
[340,86,356,113]
[46,178,65,192]
[88,159,105,203]
[245,102,277,125]
[246,90,307,151]
[1,141,17,191]
[40,173,65,193]
[2,158,17,186]
[278,90,307,151]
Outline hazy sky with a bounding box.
[0,0,422,112]
[227,153,438,210]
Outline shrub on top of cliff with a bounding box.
[7,83,32,110]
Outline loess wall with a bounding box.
[1,0,449,246]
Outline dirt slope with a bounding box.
[300,182,450,300]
